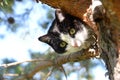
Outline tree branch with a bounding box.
[17,49,98,80]
[39,0,91,20]
[0,59,47,68]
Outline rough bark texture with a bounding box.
[39,0,120,80]
[101,1,120,80]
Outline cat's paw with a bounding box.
[88,48,96,55]
[88,43,100,58]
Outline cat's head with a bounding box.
[38,9,89,54]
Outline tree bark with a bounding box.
[39,0,120,80]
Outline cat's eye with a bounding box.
[60,41,66,47]
[70,28,76,35]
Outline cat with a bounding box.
[38,9,97,54]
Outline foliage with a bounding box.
[0,0,14,13]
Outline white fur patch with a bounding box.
[70,27,88,47]
[75,25,88,45]
[60,33,70,42]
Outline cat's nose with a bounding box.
[71,39,81,47]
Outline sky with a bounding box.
[0,0,50,62]
[0,0,108,80]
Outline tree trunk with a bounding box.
[39,0,120,80]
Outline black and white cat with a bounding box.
[38,9,97,54]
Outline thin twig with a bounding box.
[3,73,19,77]
[43,67,54,80]
[0,59,48,68]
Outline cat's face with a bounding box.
[38,9,89,54]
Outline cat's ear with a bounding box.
[55,9,65,22]
[38,34,51,43]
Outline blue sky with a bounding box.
[0,0,50,62]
